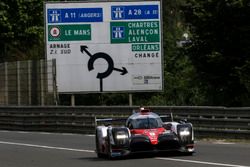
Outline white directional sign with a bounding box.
[45,0,163,93]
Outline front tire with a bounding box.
[183,151,194,156]
[95,130,105,158]
[107,130,113,159]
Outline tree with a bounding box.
[182,0,250,106]
[153,0,205,106]
[0,0,44,62]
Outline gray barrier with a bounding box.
[0,106,249,139]
[0,60,57,106]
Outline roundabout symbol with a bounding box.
[80,45,128,92]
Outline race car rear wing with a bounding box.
[160,113,174,122]
[95,117,127,126]
[160,113,190,124]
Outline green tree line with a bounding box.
[0,0,249,106]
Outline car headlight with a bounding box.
[179,128,190,136]
[116,134,128,139]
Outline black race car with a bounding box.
[95,108,194,158]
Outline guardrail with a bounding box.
[0,107,96,134]
[0,106,249,139]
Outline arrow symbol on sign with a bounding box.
[114,67,128,75]
[80,45,92,57]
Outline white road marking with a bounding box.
[39,132,52,135]
[156,157,250,167]
[0,130,87,137]
[213,141,235,145]
[0,130,10,133]
[0,141,95,153]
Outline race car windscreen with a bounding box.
[131,117,162,129]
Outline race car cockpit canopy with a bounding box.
[126,110,163,129]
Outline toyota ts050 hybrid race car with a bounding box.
[95,108,194,158]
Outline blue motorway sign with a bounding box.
[47,8,103,23]
[111,5,159,20]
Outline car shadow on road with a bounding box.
[75,156,109,162]
[75,151,194,162]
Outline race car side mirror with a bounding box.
[162,123,172,130]
[180,119,188,124]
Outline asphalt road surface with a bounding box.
[0,130,249,167]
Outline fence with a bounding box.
[0,60,57,105]
[0,106,249,139]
